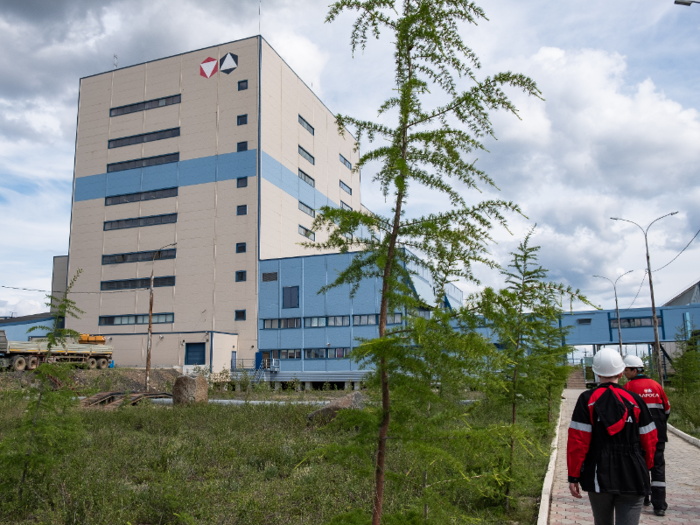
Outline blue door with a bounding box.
[185,343,206,365]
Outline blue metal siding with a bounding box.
[0,318,53,341]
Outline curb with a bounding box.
[537,401,564,525]
[668,423,700,449]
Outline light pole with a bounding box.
[145,242,176,392]
[610,212,678,387]
[594,271,633,357]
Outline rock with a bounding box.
[172,374,208,405]
[307,391,366,423]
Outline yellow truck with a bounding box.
[0,330,113,371]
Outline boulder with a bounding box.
[307,391,366,423]
[172,374,208,405]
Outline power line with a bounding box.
[652,227,700,273]
[626,272,647,310]
[1,285,148,295]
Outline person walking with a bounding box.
[567,348,658,525]
[623,354,671,516]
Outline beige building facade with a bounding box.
[67,36,359,371]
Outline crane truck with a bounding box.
[0,330,113,371]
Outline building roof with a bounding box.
[663,278,700,307]
[0,312,53,326]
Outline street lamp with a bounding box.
[593,271,633,357]
[610,212,678,387]
[145,242,176,392]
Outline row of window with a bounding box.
[104,213,177,231]
[610,317,662,329]
[101,276,175,291]
[270,348,351,360]
[298,168,315,187]
[107,153,179,173]
[298,114,314,135]
[102,248,176,265]
[262,313,403,329]
[299,145,314,165]
[110,95,181,117]
[105,187,178,206]
[108,128,180,149]
[98,310,247,326]
[298,201,315,218]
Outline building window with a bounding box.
[305,348,326,359]
[185,342,206,366]
[298,201,315,218]
[279,349,301,359]
[340,180,352,195]
[235,310,246,321]
[304,316,350,328]
[283,286,299,309]
[110,94,181,117]
[99,313,174,325]
[102,248,176,265]
[238,80,248,91]
[577,318,592,326]
[387,313,402,325]
[339,154,352,170]
[263,318,301,329]
[235,271,247,282]
[104,213,177,231]
[107,153,179,173]
[298,115,314,135]
[237,205,247,215]
[237,114,248,125]
[108,128,180,149]
[262,272,278,282]
[610,317,662,329]
[341,201,352,211]
[237,177,248,188]
[237,142,248,152]
[100,276,175,291]
[105,187,178,206]
[236,242,247,253]
[298,168,315,187]
[298,145,315,165]
[298,225,315,241]
[327,347,350,359]
[353,314,378,326]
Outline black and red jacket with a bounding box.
[624,374,670,442]
[567,383,658,495]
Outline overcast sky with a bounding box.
[1,0,700,319]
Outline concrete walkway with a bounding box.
[549,388,700,525]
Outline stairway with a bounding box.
[567,367,586,389]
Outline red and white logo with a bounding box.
[200,57,218,78]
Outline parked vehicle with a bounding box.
[0,330,113,371]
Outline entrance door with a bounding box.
[185,343,206,366]
[262,351,270,369]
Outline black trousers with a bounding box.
[650,442,666,510]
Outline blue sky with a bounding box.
[1,0,700,319]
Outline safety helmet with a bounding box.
[592,348,625,377]
[623,355,644,368]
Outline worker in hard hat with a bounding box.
[567,348,658,525]
[623,354,671,516]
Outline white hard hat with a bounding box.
[592,348,625,377]
[623,355,644,368]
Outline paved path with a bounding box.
[549,388,700,525]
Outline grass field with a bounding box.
[0,385,558,525]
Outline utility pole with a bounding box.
[145,242,176,392]
[611,212,678,387]
[594,271,633,357]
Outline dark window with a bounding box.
[110,94,181,117]
[237,142,248,152]
[105,187,178,206]
[327,348,349,359]
[283,286,299,309]
[298,168,315,187]
[353,314,378,326]
[298,145,314,165]
[185,342,206,365]
[279,349,301,359]
[108,128,180,149]
[264,318,301,329]
[103,248,176,265]
[100,276,175,291]
[237,114,248,126]
[341,201,352,211]
[610,317,661,329]
[340,180,352,195]
[237,205,247,216]
[238,80,248,91]
[298,201,315,218]
[262,272,278,282]
[339,154,352,170]
[236,243,247,253]
[235,271,247,282]
[107,153,179,173]
[577,318,592,326]
[298,225,315,241]
[99,313,174,325]
[305,349,327,359]
[237,177,248,188]
[298,115,314,135]
[304,316,350,327]
[104,213,177,231]
[235,310,246,321]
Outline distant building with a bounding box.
[663,278,700,306]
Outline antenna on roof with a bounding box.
[113,54,118,69]
[259,0,261,35]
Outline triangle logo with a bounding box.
[220,52,238,74]
[200,57,218,78]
